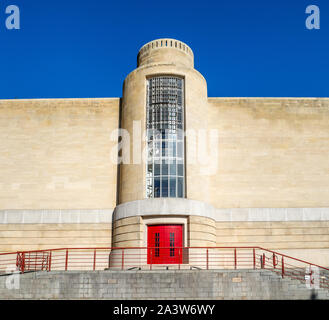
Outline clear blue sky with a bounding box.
[0,0,328,99]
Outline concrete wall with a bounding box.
[1,270,328,300]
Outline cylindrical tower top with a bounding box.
[137,38,194,69]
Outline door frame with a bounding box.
[147,224,183,264]
[142,216,188,249]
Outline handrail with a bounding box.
[0,246,328,289]
[258,246,329,271]
[1,245,265,255]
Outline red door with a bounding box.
[147,225,183,264]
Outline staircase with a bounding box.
[0,246,328,292]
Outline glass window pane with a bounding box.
[154,163,160,176]
[170,178,176,197]
[168,141,176,157]
[177,142,183,158]
[162,141,169,157]
[177,129,183,140]
[154,131,161,141]
[166,157,174,165]
[161,177,168,197]
[162,160,168,175]
[177,177,184,198]
[177,162,184,177]
[162,129,167,139]
[154,177,161,198]
[170,160,176,175]
[154,142,161,157]
[147,130,154,142]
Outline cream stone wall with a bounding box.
[216,221,329,249]
[0,223,111,252]
[216,220,329,266]
[189,215,216,247]
[112,216,143,247]
[207,98,329,208]
[0,98,119,210]
[0,98,118,252]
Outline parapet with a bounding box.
[137,38,194,69]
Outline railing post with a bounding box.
[206,249,209,270]
[27,252,30,271]
[234,248,237,269]
[48,251,52,272]
[16,252,20,269]
[65,249,68,271]
[41,252,45,270]
[262,253,265,269]
[93,249,96,271]
[253,248,256,269]
[178,248,181,270]
[309,265,314,286]
[281,256,284,278]
[121,249,124,271]
[21,252,25,274]
[273,254,276,269]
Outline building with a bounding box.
[0,39,329,267]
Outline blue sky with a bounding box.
[0,0,328,99]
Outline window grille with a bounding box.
[146,76,185,198]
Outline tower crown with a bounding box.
[137,38,194,68]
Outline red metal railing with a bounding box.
[0,246,328,289]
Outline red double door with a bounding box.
[147,225,183,264]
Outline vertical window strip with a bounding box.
[146,76,185,199]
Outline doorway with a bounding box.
[147,224,183,264]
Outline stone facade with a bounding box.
[0,38,328,268]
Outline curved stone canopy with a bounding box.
[113,198,217,221]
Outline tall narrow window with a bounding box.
[146,76,185,198]
[170,232,175,257]
[155,232,160,257]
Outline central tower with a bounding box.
[119,38,208,204]
[111,39,216,267]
